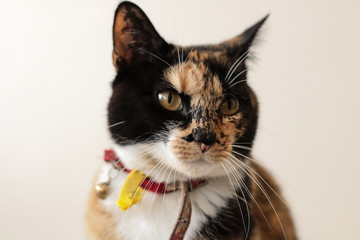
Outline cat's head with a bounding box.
[108,1,267,180]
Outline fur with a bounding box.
[86,1,297,239]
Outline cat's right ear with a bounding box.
[218,15,269,65]
[112,1,168,71]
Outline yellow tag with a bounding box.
[116,169,147,211]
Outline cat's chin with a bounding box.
[175,159,226,179]
[182,157,211,166]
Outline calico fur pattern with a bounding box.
[86,1,297,240]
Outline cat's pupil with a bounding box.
[168,92,173,104]
[227,99,232,109]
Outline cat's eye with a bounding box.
[219,95,240,116]
[158,90,182,111]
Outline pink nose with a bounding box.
[200,143,210,153]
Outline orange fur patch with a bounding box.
[248,162,297,240]
[165,62,247,164]
[86,175,119,240]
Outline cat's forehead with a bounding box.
[164,58,224,100]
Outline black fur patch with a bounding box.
[109,2,262,151]
[198,176,254,240]
[108,50,185,144]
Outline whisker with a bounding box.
[120,158,164,226]
[246,165,288,208]
[109,152,157,195]
[225,50,249,82]
[124,29,144,35]
[231,144,253,151]
[136,47,171,67]
[240,163,288,240]
[176,45,181,74]
[184,46,195,63]
[226,153,272,204]
[94,154,155,214]
[108,121,125,128]
[146,162,170,218]
[162,166,174,219]
[227,69,247,86]
[173,166,178,209]
[181,47,184,63]
[226,153,288,240]
[230,151,288,206]
[181,46,184,75]
[220,160,248,238]
[231,150,266,168]
[128,162,164,220]
[229,79,247,89]
[222,160,251,238]
[225,156,273,231]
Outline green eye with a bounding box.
[158,90,182,111]
[219,95,239,116]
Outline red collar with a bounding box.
[104,149,206,194]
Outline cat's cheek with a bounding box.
[168,139,201,162]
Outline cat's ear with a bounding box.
[112,2,168,71]
[220,15,269,61]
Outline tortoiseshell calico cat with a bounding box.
[86,2,296,240]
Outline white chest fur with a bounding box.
[96,163,235,240]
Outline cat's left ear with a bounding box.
[112,2,168,71]
[220,15,269,62]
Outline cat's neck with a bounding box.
[95,160,246,240]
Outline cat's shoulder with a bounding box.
[249,162,297,240]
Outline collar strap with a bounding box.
[104,149,206,194]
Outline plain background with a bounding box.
[1,0,359,239]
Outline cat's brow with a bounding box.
[136,47,171,67]
[159,81,178,92]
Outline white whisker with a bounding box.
[220,160,248,238]
[108,121,125,128]
[229,79,247,89]
[181,46,184,75]
[136,47,171,67]
[184,46,195,63]
[227,69,247,86]
[231,144,253,151]
[162,166,174,219]
[226,153,288,240]
[176,45,181,74]
[146,162,170,218]
[222,160,251,239]
[230,150,288,206]
[120,157,164,226]
[225,50,249,82]
[226,156,273,231]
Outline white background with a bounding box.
[1,0,359,239]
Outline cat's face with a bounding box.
[108,2,266,179]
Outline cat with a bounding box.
[86,1,297,240]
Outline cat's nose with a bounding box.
[200,143,210,153]
[193,129,217,153]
